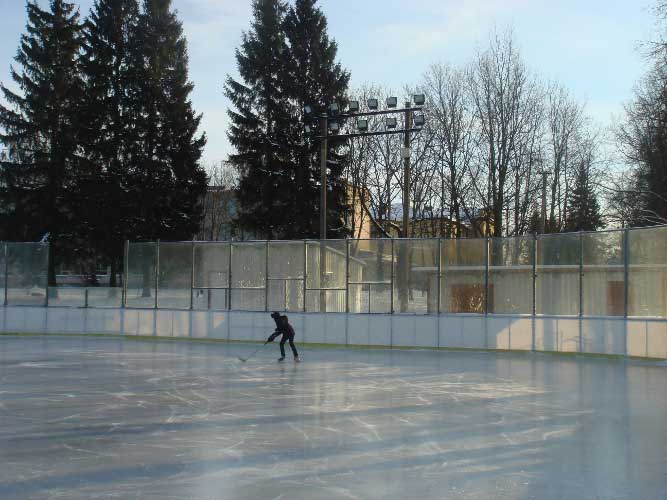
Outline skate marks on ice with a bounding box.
[0,336,666,499]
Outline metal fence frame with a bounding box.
[1,224,666,319]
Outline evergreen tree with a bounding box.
[225,0,293,239]
[566,159,603,232]
[0,0,83,287]
[226,0,350,239]
[79,0,140,285]
[128,0,207,241]
[283,0,350,239]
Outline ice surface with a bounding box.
[0,335,666,500]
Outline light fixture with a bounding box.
[385,117,397,129]
[413,94,425,106]
[357,119,368,131]
[386,97,397,108]
[329,120,339,133]
[328,102,339,116]
[348,100,360,113]
[367,98,378,110]
[304,105,313,116]
[413,113,425,127]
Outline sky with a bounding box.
[0,0,659,167]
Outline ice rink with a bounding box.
[1,335,666,500]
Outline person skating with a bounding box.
[267,311,300,362]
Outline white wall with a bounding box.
[1,306,666,359]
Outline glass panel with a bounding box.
[393,240,439,314]
[48,286,85,307]
[348,239,392,314]
[268,241,304,279]
[306,240,347,289]
[441,238,486,314]
[231,242,266,288]
[348,239,392,284]
[536,233,580,316]
[230,242,266,311]
[6,242,48,306]
[267,279,304,312]
[348,283,392,313]
[126,242,156,308]
[306,289,346,313]
[230,288,265,311]
[194,243,229,288]
[306,240,346,312]
[582,231,624,316]
[489,236,533,314]
[192,289,227,310]
[268,241,304,312]
[628,226,667,318]
[157,242,192,309]
[87,287,123,308]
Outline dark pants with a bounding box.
[280,333,298,358]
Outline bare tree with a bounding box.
[197,161,239,240]
[469,30,543,236]
[422,64,476,237]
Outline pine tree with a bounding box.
[283,0,350,239]
[566,159,603,232]
[0,0,83,287]
[225,0,293,239]
[128,0,207,241]
[79,0,140,286]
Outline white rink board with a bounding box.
[1,306,666,359]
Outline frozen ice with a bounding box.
[0,335,666,499]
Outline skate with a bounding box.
[278,356,285,362]
[294,356,300,363]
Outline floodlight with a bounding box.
[413,94,426,106]
[357,119,368,131]
[367,98,379,110]
[386,97,398,108]
[304,105,314,116]
[348,100,360,113]
[328,102,340,116]
[413,113,425,127]
[385,117,397,129]
[329,120,339,133]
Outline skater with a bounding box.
[268,311,300,362]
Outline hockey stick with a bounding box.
[238,341,270,362]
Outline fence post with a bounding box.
[437,238,442,315]
[122,240,129,308]
[345,239,350,314]
[227,243,233,311]
[190,241,195,310]
[532,233,537,351]
[484,235,490,315]
[265,241,269,312]
[154,240,160,309]
[623,228,630,319]
[579,231,584,353]
[390,238,395,314]
[3,243,8,306]
[44,242,50,307]
[303,240,307,313]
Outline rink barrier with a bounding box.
[1,306,666,360]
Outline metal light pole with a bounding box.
[402,102,412,239]
[320,114,328,240]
